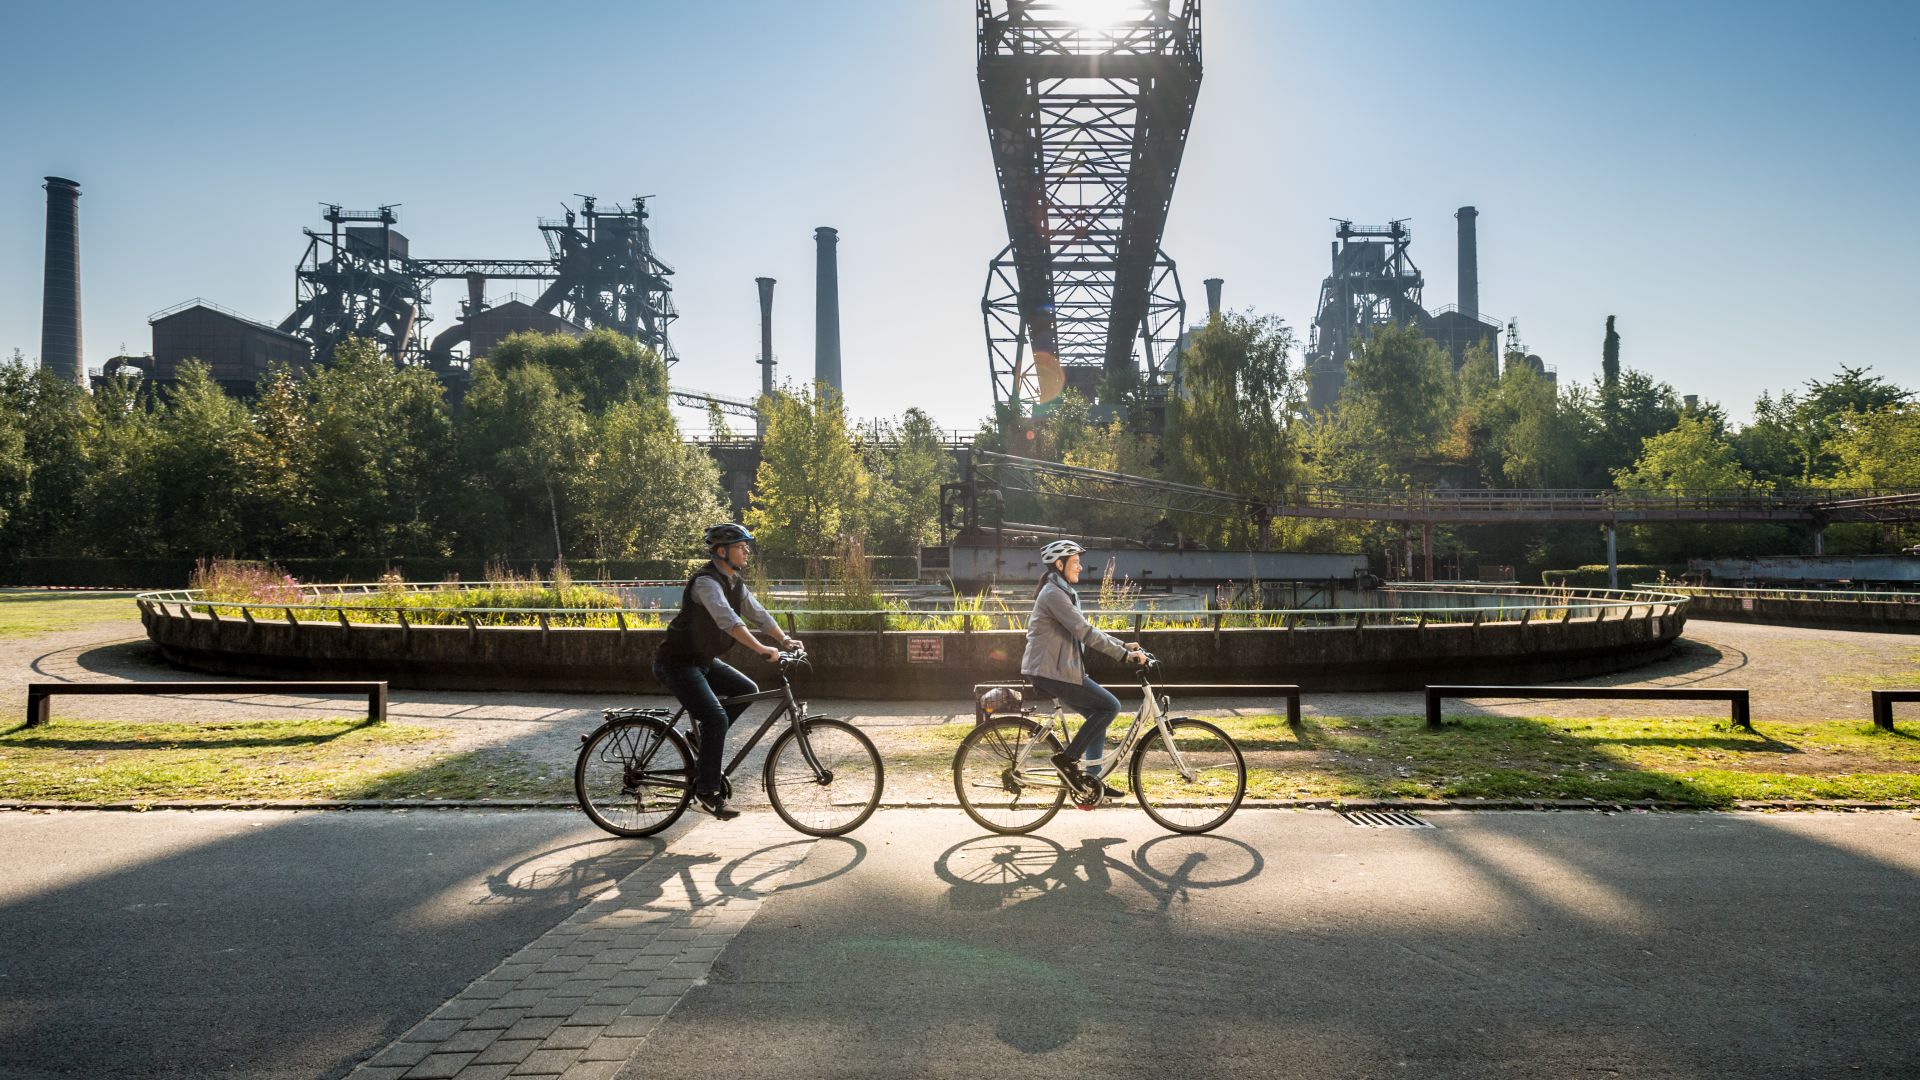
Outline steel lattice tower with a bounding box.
[1303,219,1425,412]
[977,0,1202,414]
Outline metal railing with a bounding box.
[1638,584,1920,604]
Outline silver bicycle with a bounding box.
[953,656,1247,835]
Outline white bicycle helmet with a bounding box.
[1039,539,1085,568]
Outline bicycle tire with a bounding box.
[763,717,884,837]
[1129,718,1246,835]
[953,717,1067,835]
[575,717,694,837]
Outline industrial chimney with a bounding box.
[814,227,842,393]
[40,177,85,387]
[1202,277,1223,320]
[1454,206,1479,319]
[755,276,776,437]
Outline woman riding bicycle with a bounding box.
[1023,539,1149,799]
[653,522,803,820]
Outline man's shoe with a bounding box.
[1096,779,1126,800]
[695,790,740,820]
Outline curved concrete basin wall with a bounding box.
[1676,593,1920,633]
[140,603,1687,698]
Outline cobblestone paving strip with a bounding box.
[348,813,813,1080]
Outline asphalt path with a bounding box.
[625,808,1920,1080]
[0,809,694,1080]
[5,808,1919,1079]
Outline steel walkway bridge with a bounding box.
[957,451,1920,584]
[977,0,1202,412]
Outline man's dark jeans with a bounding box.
[1029,673,1123,777]
[652,657,758,796]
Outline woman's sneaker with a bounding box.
[1050,752,1094,794]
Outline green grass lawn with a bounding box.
[875,712,1920,807]
[0,591,142,638]
[1219,712,1920,805]
[0,717,570,802]
[8,709,1919,807]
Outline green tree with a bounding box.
[457,360,589,559]
[862,408,954,557]
[1344,322,1454,461]
[1163,312,1300,546]
[1828,405,1920,491]
[235,365,318,555]
[300,339,455,556]
[75,372,160,555]
[573,396,726,561]
[0,358,96,555]
[1484,362,1577,489]
[745,382,868,558]
[487,328,668,414]
[1581,368,1680,487]
[147,361,252,555]
[1601,315,1620,389]
[1614,413,1771,562]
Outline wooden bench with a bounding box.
[971,681,1303,728]
[24,681,388,728]
[1425,685,1751,732]
[1871,689,1920,732]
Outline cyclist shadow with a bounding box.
[934,831,1263,1054]
[600,836,868,912]
[936,831,1264,916]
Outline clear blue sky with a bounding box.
[4,0,1916,428]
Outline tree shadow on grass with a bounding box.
[0,715,385,752]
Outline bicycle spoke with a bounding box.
[1131,719,1246,835]
[576,719,693,838]
[954,718,1066,834]
[764,719,883,837]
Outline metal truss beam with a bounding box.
[977,0,1202,412]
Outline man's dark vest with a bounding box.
[659,564,747,664]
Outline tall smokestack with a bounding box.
[814,227,841,393]
[1454,205,1479,318]
[40,177,84,387]
[755,276,776,437]
[1202,277,1223,319]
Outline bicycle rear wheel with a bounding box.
[1130,718,1246,835]
[953,717,1067,835]
[763,717,884,837]
[576,718,694,837]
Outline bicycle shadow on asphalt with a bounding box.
[916,831,1263,1053]
[935,831,1265,916]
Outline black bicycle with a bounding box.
[575,651,883,838]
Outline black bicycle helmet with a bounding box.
[702,522,755,550]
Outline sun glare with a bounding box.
[1047,0,1149,29]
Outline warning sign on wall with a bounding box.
[907,637,943,663]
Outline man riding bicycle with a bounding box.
[653,522,803,820]
[1023,539,1149,801]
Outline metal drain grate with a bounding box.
[1341,810,1435,829]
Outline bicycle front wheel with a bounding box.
[1130,718,1246,835]
[764,718,884,837]
[576,718,694,838]
[953,717,1067,835]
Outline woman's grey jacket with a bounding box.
[1020,572,1128,684]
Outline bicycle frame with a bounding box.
[661,668,830,784]
[1013,671,1197,788]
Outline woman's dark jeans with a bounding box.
[1029,673,1123,777]
[652,657,758,796]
